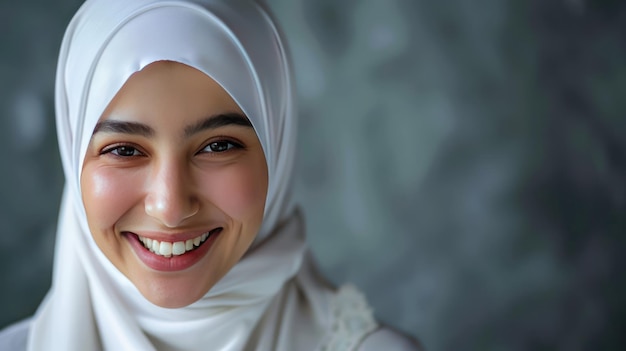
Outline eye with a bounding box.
[103,145,143,157]
[201,140,242,153]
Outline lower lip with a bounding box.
[125,231,220,272]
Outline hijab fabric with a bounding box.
[27,0,351,350]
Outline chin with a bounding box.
[133,271,216,308]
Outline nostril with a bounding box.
[143,164,200,226]
[144,193,200,227]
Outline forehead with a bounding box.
[100,61,244,125]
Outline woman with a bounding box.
[0,0,420,349]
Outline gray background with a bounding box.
[1,0,625,350]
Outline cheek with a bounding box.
[81,165,144,229]
[203,160,268,222]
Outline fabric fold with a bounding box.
[28,1,376,350]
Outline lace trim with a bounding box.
[318,284,378,351]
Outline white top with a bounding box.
[1,318,420,350]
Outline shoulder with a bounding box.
[0,318,31,351]
[357,326,423,351]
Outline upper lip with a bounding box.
[123,228,221,242]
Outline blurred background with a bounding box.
[1,0,625,350]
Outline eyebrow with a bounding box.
[92,112,252,137]
[184,112,252,137]
[93,120,154,137]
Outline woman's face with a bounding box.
[81,61,268,308]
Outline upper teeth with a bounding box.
[138,232,211,257]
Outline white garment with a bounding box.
[27,1,390,350]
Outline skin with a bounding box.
[81,61,268,308]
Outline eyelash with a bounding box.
[100,139,244,158]
[100,143,144,158]
[199,139,244,154]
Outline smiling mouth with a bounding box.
[136,228,222,258]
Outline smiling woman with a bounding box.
[81,62,268,308]
[0,0,419,350]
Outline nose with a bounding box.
[144,158,199,227]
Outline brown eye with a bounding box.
[106,145,143,157]
[202,140,241,153]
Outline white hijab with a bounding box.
[28,0,377,350]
